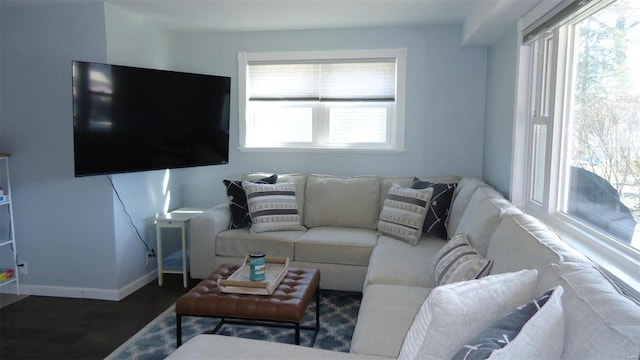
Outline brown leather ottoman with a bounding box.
[175,264,320,347]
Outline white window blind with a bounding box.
[248,60,396,101]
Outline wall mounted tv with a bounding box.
[72,60,230,177]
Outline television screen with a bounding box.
[72,61,230,177]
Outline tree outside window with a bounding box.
[566,0,640,248]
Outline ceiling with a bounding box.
[104,0,549,46]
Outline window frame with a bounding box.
[237,49,407,153]
[513,0,640,296]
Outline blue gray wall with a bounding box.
[0,2,501,298]
[483,24,519,197]
[0,2,119,296]
[104,3,183,293]
[168,26,488,207]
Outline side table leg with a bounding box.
[181,223,188,288]
[156,223,163,286]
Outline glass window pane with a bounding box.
[531,123,547,204]
[329,107,387,143]
[563,0,640,248]
[252,107,312,144]
[541,36,555,116]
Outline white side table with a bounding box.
[155,207,205,288]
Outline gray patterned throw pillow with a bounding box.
[432,233,492,286]
[243,181,306,233]
[378,184,433,245]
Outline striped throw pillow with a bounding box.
[243,181,306,233]
[377,184,433,245]
[433,234,492,286]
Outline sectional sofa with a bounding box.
[168,174,640,359]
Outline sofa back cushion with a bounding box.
[535,262,640,359]
[303,175,381,229]
[456,186,522,257]
[447,177,485,236]
[486,214,589,275]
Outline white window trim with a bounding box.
[237,49,407,153]
[512,2,640,297]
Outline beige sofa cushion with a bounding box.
[456,187,521,257]
[535,262,640,359]
[294,227,377,266]
[350,284,430,358]
[167,334,390,360]
[216,229,301,259]
[303,175,381,229]
[487,214,589,275]
[365,235,446,289]
[447,177,485,236]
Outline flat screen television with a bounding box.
[72,60,230,177]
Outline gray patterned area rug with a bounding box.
[106,291,361,360]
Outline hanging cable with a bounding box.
[107,175,155,257]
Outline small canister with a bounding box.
[249,252,266,281]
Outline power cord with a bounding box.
[107,175,156,258]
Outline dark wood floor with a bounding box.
[0,275,200,359]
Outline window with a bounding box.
[238,49,406,152]
[515,0,640,288]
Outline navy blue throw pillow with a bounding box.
[223,174,277,229]
[411,178,457,239]
[451,288,556,360]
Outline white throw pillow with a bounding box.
[243,181,306,233]
[432,233,492,286]
[452,286,565,360]
[398,269,539,360]
[377,184,433,245]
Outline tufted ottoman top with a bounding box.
[175,264,320,323]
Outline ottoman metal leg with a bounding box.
[176,314,183,347]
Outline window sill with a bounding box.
[238,146,406,154]
[538,212,640,299]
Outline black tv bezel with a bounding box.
[71,60,231,177]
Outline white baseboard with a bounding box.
[16,270,158,301]
[117,270,158,300]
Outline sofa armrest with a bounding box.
[189,203,231,279]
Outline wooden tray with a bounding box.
[218,257,289,295]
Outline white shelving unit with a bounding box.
[0,153,19,294]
